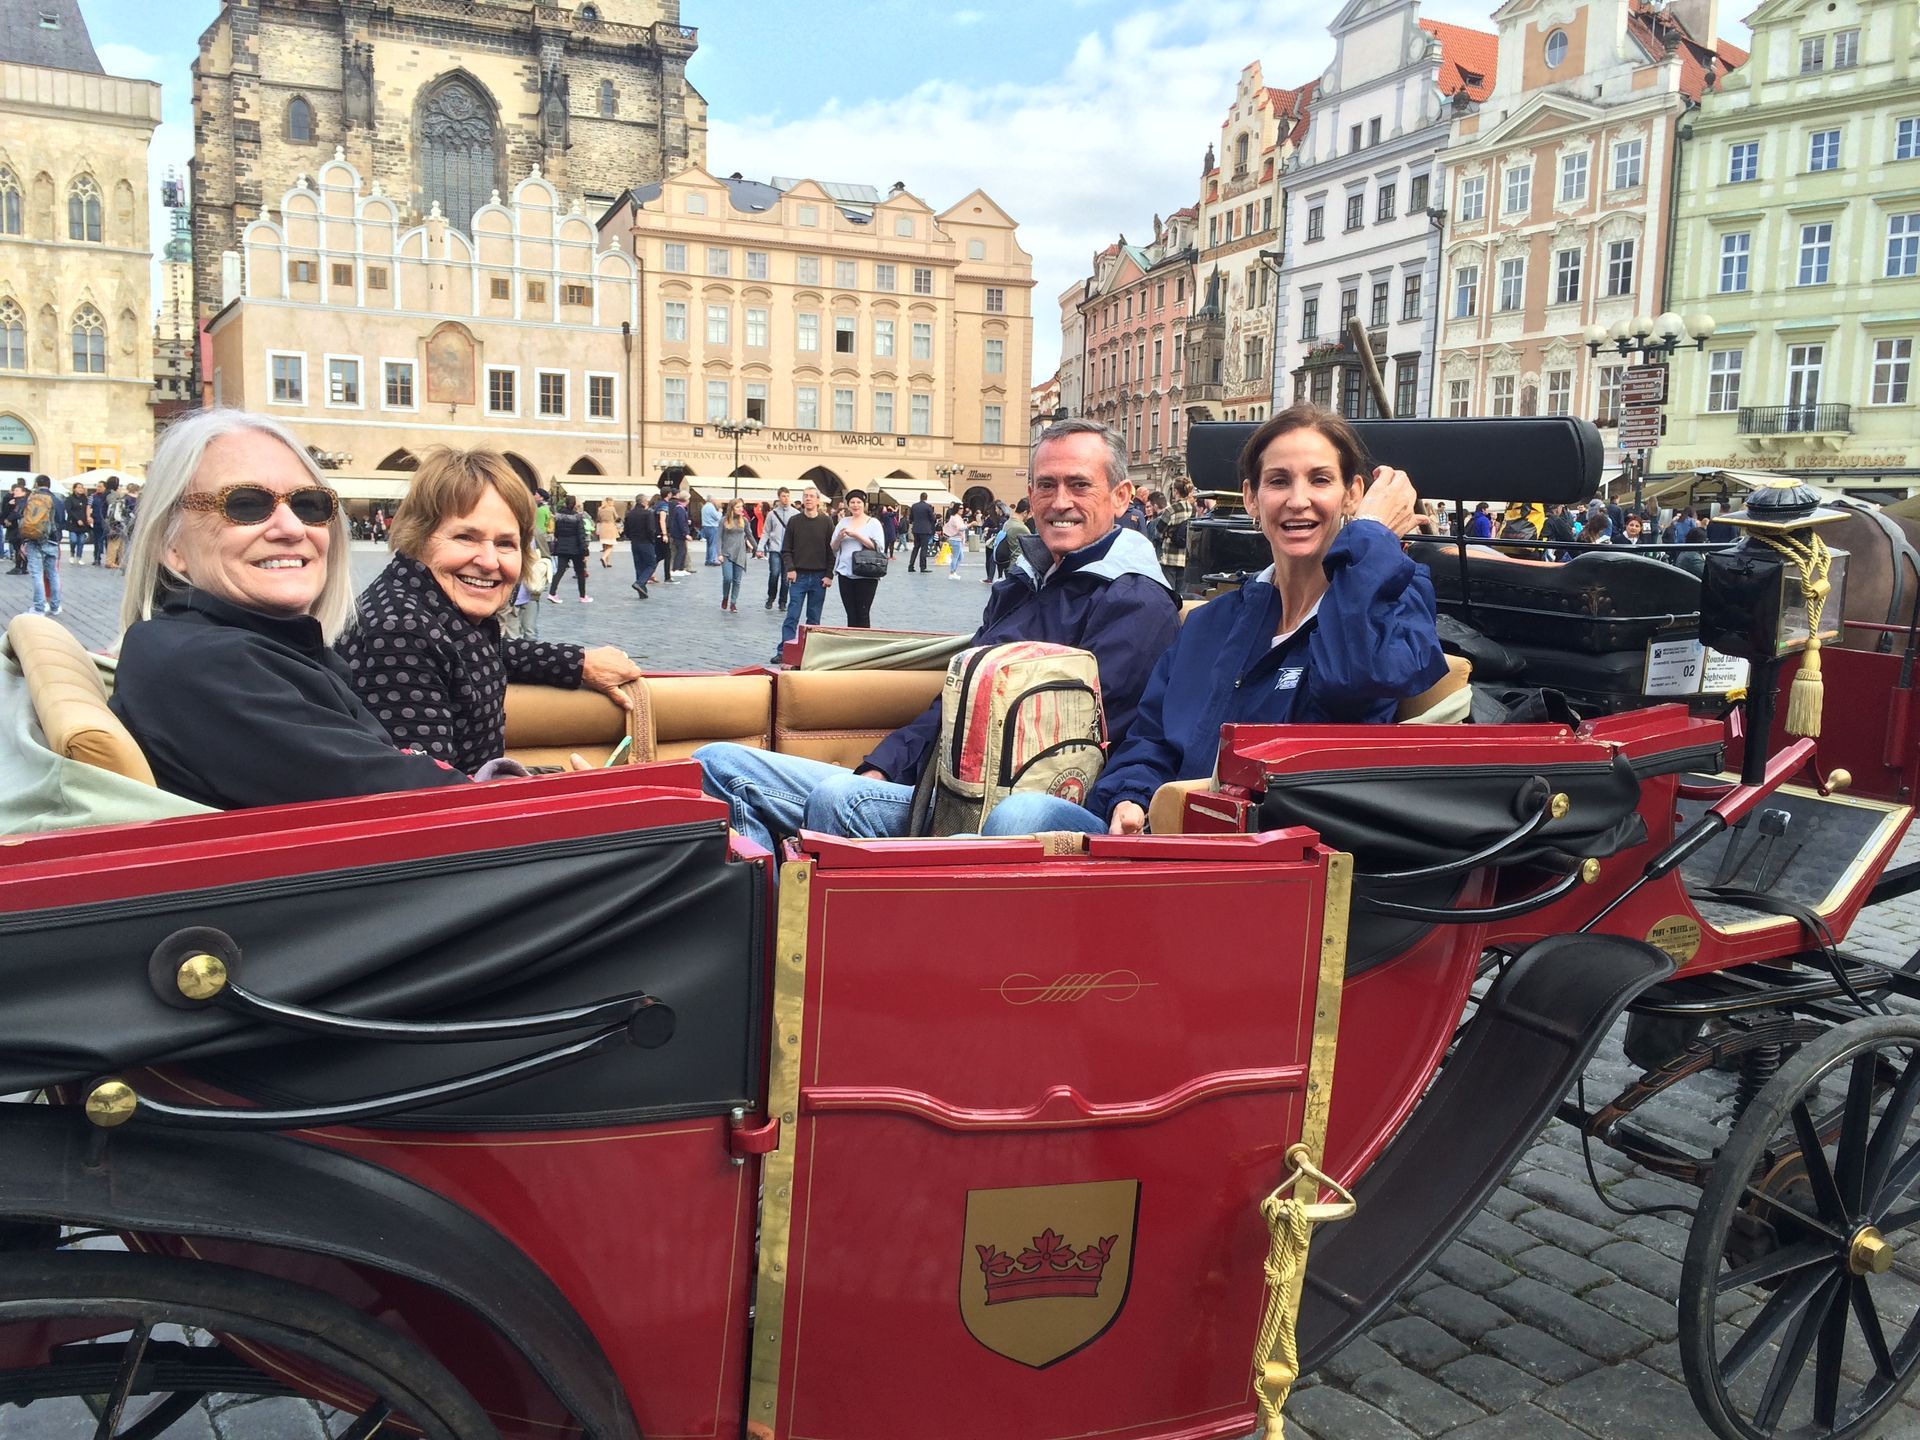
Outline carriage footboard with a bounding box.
[1298,932,1676,1369]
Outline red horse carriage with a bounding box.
[4,417,1920,1440]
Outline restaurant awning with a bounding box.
[318,472,416,503]
[874,483,960,507]
[683,475,798,505]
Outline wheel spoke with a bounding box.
[334,1402,395,1440]
[1719,1240,1835,1295]
[1753,1273,1840,1433]
[1850,1276,1896,1379]
[94,1321,152,1440]
[1724,1265,1832,1383]
[1863,1052,1920,1203]
[1794,1101,1850,1226]
[1873,1136,1920,1218]
[1837,1053,1878,1213]
[1813,1270,1849,1426]
[1880,1203,1920,1235]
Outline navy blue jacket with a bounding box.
[862,526,1179,784]
[1087,519,1448,817]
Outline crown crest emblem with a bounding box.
[975,1227,1117,1305]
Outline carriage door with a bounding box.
[747,836,1349,1440]
[1786,343,1824,432]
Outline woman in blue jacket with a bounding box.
[984,404,1447,837]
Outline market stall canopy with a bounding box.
[550,476,653,502]
[873,483,959,507]
[60,467,139,488]
[1638,467,1834,511]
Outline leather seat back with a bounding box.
[505,673,774,767]
[774,669,943,767]
[7,615,156,786]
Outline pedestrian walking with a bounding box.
[701,496,722,566]
[668,494,692,575]
[942,505,966,578]
[907,492,936,572]
[533,489,555,556]
[596,500,620,568]
[504,546,550,639]
[774,486,835,662]
[66,482,89,560]
[623,491,660,598]
[1160,479,1193,592]
[761,486,795,610]
[830,489,886,627]
[104,481,130,569]
[18,473,63,615]
[718,499,752,612]
[546,495,591,603]
[2,478,25,573]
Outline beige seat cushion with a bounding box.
[505,673,775,768]
[7,615,155,785]
[774,668,943,767]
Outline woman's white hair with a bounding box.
[119,409,353,638]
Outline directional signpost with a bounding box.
[1617,363,1670,500]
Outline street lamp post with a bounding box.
[1583,312,1716,513]
[715,418,763,503]
[934,462,963,509]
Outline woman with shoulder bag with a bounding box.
[831,489,887,627]
[546,495,591,603]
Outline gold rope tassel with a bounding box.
[1252,1144,1358,1437]
[1753,532,1833,738]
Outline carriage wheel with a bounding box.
[1681,1017,1920,1440]
[0,1250,495,1438]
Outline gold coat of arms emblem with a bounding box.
[959,1179,1139,1368]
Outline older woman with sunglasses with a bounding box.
[336,447,639,773]
[112,409,474,808]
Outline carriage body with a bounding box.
[8,418,1920,1440]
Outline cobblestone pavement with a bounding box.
[12,546,1920,1439]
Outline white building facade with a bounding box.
[1277,1,1496,419]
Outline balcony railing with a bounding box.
[1737,403,1852,436]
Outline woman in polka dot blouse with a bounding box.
[337,448,640,774]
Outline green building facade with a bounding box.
[1659,0,1920,486]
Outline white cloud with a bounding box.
[713,0,1334,384]
[950,8,987,24]
[93,41,168,82]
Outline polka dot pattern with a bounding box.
[337,554,583,774]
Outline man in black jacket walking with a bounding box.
[622,494,661,598]
[907,493,936,572]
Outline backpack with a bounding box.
[18,489,53,542]
[907,642,1107,837]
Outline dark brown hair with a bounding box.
[388,446,536,558]
[1237,404,1369,492]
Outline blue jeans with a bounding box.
[980,792,1106,836]
[779,571,828,652]
[703,524,721,565]
[694,745,913,854]
[947,539,964,575]
[25,540,59,613]
[721,557,745,606]
[766,550,788,606]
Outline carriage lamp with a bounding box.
[1698,479,1849,740]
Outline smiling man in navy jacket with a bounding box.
[695,420,1180,853]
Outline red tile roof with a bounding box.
[1419,18,1498,102]
[1625,0,1746,99]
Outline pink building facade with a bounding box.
[1079,208,1197,488]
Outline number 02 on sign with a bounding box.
[1644,638,1750,697]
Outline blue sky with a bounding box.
[86,0,1752,383]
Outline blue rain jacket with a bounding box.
[1088,519,1448,817]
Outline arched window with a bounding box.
[1235,134,1250,172]
[0,300,24,371]
[288,95,313,143]
[579,3,600,21]
[420,75,496,233]
[599,79,616,117]
[0,169,20,235]
[67,174,101,243]
[70,304,104,373]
